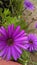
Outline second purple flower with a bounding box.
[24,34,37,52]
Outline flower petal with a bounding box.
[15,30,25,39]
[11,46,17,60]
[14,45,22,54]
[16,43,28,50]
[8,24,14,37]
[0,36,6,41]
[13,26,20,36]
[0,27,7,38]
[15,37,27,41]
[14,47,20,58]
[6,47,11,60]
[0,46,7,57]
[2,48,8,59]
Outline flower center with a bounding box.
[7,38,14,46]
[29,40,33,44]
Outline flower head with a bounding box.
[0,24,27,60]
[24,0,34,10]
[35,24,37,28]
[24,34,37,52]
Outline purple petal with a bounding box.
[34,42,37,51]
[0,36,6,41]
[14,47,20,58]
[24,41,28,43]
[24,0,34,10]
[15,30,25,39]
[2,48,8,59]
[0,27,7,38]
[24,43,30,46]
[16,44,28,50]
[8,25,12,37]
[11,46,17,60]
[0,46,5,50]
[14,41,23,44]
[35,24,37,28]
[6,47,11,60]
[15,37,27,41]
[13,26,20,36]
[0,41,6,46]
[0,46,7,56]
[8,24,14,37]
[0,42,6,50]
[14,45,22,54]
[29,46,34,51]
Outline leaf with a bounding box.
[2,16,19,27]
[3,9,11,17]
[2,15,28,31]
[18,50,30,65]
[0,8,3,16]
[2,9,11,18]
[0,0,24,17]
[0,9,11,24]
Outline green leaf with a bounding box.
[0,0,24,17]
[18,50,30,65]
[3,9,11,17]
[0,8,3,16]
[2,16,27,31]
[2,16,19,27]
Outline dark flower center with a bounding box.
[7,38,14,46]
[29,40,33,44]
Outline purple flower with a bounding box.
[24,0,34,10]
[35,24,37,28]
[24,34,37,52]
[0,24,27,60]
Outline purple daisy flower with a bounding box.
[24,34,37,52]
[24,0,34,10]
[0,24,28,60]
[35,24,37,28]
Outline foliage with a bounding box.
[0,0,37,65]
[0,8,28,30]
[0,0,23,17]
